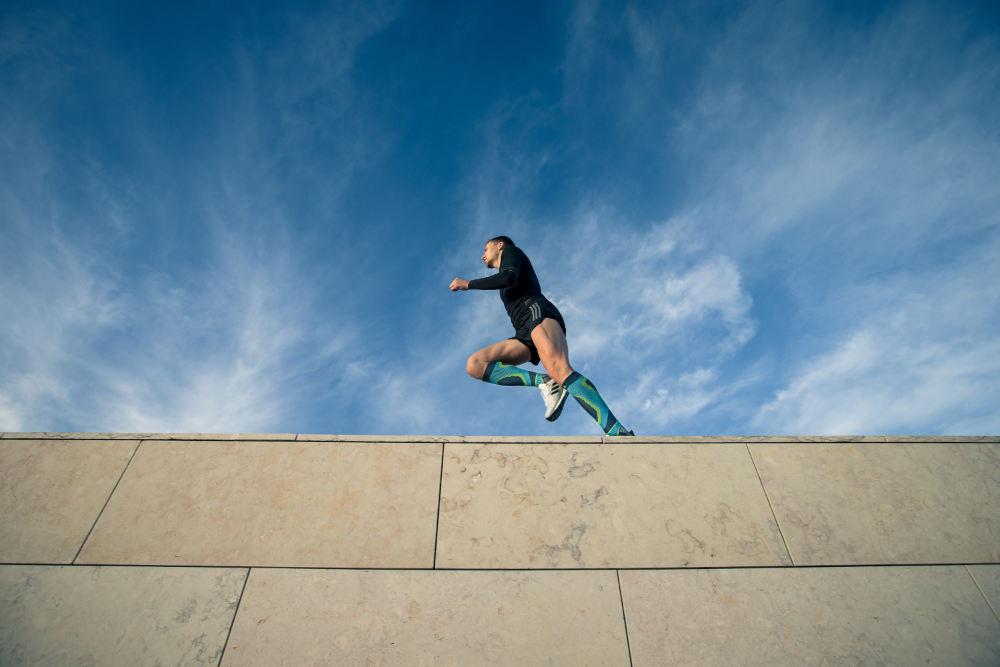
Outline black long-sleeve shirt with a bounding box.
[468,245,544,318]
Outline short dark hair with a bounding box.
[488,235,515,247]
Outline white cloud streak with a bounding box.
[97,224,356,433]
[674,0,1000,259]
[0,6,394,434]
[0,205,358,433]
[0,223,122,431]
[754,251,1000,434]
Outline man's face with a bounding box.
[481,241,501,268]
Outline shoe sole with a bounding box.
[545,389,569,421]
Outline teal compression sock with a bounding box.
[562,371,629,435]
[482,362,549,387]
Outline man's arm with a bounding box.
[466,268,517,290]
[449,272,515,290]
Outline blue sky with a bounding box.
[2,0,998,436]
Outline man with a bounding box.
[449,236,633,436]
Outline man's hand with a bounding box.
[449,278,470,291]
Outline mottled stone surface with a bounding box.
[969,565,1000,622]
[620,567,1000,666]
[436,443,790,568]
[76,441,442,567]
[2,433,999,666]
[0,439,137,563]
[0,565,245,667]
[223,569,628,666]
[750,442,1000,564]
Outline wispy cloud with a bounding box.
[675,0,1000,255]
[0,200,359,433]
[0,221,122,431]
[98,220,358,433]
[754,249,1000,434]
[654,1,1000,434]
[0,5,394,434]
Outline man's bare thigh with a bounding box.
[476,338,533,365]
[467,338,532,379]
[530,318,573,383]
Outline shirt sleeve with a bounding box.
[468,247,521,290]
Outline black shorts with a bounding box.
[508,297,566,366]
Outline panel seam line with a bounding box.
[72,439,143,564]
[617,570,634,667]
[965,565,1000,625]
[745,443,795,566]
[433,443,445,569]
[217,568,252,667]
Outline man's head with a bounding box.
[482,235,515,268]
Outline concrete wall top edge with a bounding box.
[2,433,998,443]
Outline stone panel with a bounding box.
[437,443,790,568]
[223,569,628,666]
[0,565,245,666]
[620,567,1000,666]
[0,439,137,563]
[750,443,1000,564]
[77,440,441,567]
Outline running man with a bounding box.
[449,236,634,436]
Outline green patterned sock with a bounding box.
[482,362,549,387]
[562,371,629,435]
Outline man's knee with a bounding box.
[552,367,575,385]
[466,354,486,380]
[539,355,573,385]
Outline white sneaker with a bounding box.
[540,378,569,421]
